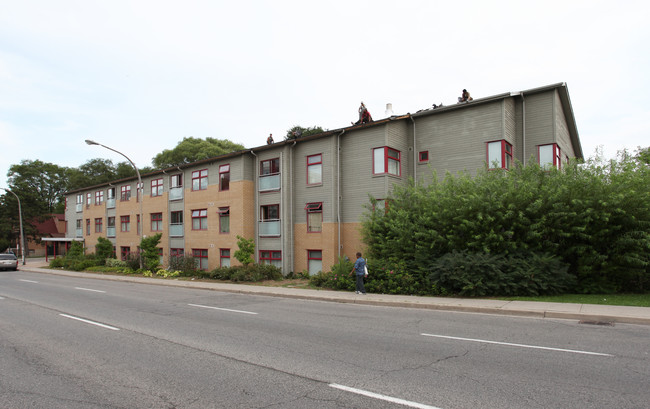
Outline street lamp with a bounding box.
[85,139,144,269]
[0,187,26,265]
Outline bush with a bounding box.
[105,258,127,268]
[426,250,575,297]
[168,255,198,276]
[309,257,355,291]
[204,263,283,282]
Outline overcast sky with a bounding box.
[1,0,648,190]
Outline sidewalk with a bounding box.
[16,259,650,326]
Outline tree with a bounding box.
[6,160,69,216]
[635,146,650,165]
[285,125,326,140]
[152,137,245,169]
[140,233,163,271]
[95,237,115,265]
[234,235,255,266]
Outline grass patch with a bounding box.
[498,293,650,307]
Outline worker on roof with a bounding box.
[353,102,373,125]
[458,89,473,103]
[267,133,274,144]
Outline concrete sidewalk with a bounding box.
[15,259,650,326]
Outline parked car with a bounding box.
[0,253,19,271]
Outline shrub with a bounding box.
[309,257,355,291]
[105,258,127,268]
[426,250,575,297]
[234,235,255,266]
[168,255,198,276]
[95,237,114,265]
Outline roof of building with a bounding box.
[32,214,65,238]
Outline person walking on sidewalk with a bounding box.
[350,252,367,294]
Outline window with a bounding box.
[137,214,141,235]
[76,219,83,236]
[157,248,163,265]
[170,174,183,188]
[192,169,208,191]
[373,147,401,176]
[151,213,162,232]
[151,178,163,197]
[307,154,322,185]
[192,209,208,230]
[260,250,281,268]
[261,204,279,221]
[76,194,83,205]
[95,190,104,205]
[120,215,130,232]
[373,199,388,213]
[308,250,322,275]
[120,246,130,261]
[170,211,184,236]
[305,202,322,233]
[538,143,561,170]
[121,185,131,201]
[170,248,184,258]
[95,218,103,233]
[193,249,209,270]
[107,217,115,237]
[260,158,280,176]
[219,164,230,191]
[486,140,513,170]
[107,187,115,200]
[220,249,230,267]
[218,207,230,233]
[86,193,92,207]
[86,219,91,236]
[419,151,429,163]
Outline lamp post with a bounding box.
[85,139,144,269]
[0,188,26,265]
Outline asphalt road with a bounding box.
[1,270,649,408]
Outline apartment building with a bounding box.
[64,83,582,274]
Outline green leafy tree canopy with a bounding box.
[285,125,326,140]
[152,137,245,169]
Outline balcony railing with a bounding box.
[106,198,116,209]
[259,174,280,192]
[76,203,83,212]
[259,220,281,236]
[169,187,183,201]
[107,227,116,237]
[169,223,184,237]
[75,228,83,237]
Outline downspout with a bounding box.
[280,151,284,273]
[336,130,345,259]
[249,150,258,264]
[289,140,297,274]
[410,115,416,181]
[521,93,526,165]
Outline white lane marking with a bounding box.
[59,314,120,331]
[188,303,258,315]
[421,334,613,357]
[75,287,106,293]
[329,384,442,409]
[19,279,39,283]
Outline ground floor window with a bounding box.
[220,248,230,267]
[308,250,322,275]
[120,246,130,261]
[192,249,209,270]
[259,250,281,268]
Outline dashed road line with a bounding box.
[329,384,442,409]
[75,287,106,293]
[188,303,258,315]
[59,314,120,331]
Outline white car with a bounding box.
[0,253,18,271]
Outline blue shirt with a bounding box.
[353,257,366,276]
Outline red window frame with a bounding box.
[307,154,322,185]
[486,140,513,170]
[94,218,103,233]
[170,248,184,258]
[192,169,208,191]
[259,250,281,265]
[151,178,163,197]
[260,204,279,221]
[151,213,163,232]
[418,151,429,163]
[120,215,130,232]
[95,190,104,205]
[218,207,230,233]
[120,246,130,261]
[170,174,183,188]
[372,147,401,176]
[192,249,209,270]
[538,143,561,170]
[191,209,208,230]
[305,202,322,233]
[260,158,280,176]
[86,193,92,207]
[219,164,230,191]
[86,219,91,235]
[120,185,131,201]
[220,248,230,267]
